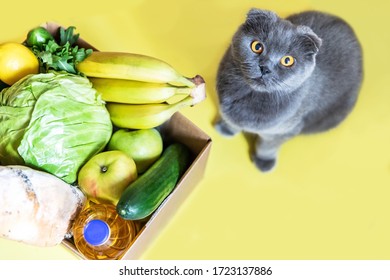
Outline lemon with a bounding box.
[0,42,39,85]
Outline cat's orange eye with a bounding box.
[251,41,263,54]
[280,55,295,67]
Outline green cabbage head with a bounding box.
[0,72,112,183]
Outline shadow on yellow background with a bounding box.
[0,0,389,259]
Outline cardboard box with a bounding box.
[63,113,211,259]
[42,23,212,259]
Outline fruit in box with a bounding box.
[108,128,163,173]
[77,150,138,205]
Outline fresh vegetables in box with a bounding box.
[0,24,206,257]
[116,142,191,221]
[26,26,92,74]
[0,72,113,183]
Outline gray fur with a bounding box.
[215,9,363,172]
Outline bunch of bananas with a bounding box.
[76,52,206,129]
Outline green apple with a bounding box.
[108,128,163,173]
[77,150,137,205]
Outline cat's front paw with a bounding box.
[214,119,238,137]
[252,155,276,172]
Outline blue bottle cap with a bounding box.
[84,219,110,246]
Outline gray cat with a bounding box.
[215,9,363,172]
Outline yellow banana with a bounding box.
[90,77,192,104]
[76,52,195,87]
[104,73,206,129]
[106,96,195,129]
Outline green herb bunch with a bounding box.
[26,26,93,74]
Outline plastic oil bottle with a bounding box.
[72,203,137,260]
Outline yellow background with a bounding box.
[0,0,389,260]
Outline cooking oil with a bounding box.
[72,203,137,260]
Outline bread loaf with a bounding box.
[0,165,86,247]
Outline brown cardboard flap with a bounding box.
[41,22,98,51]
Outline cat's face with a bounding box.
[231,9,322,93]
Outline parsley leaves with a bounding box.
[27,26,93,74]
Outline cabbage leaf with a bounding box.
[0,72,112,183]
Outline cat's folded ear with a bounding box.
[297,26,323,55]
[246,9,278,22]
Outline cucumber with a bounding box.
[116,142,191,220]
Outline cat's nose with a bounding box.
[259,65,271,75]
